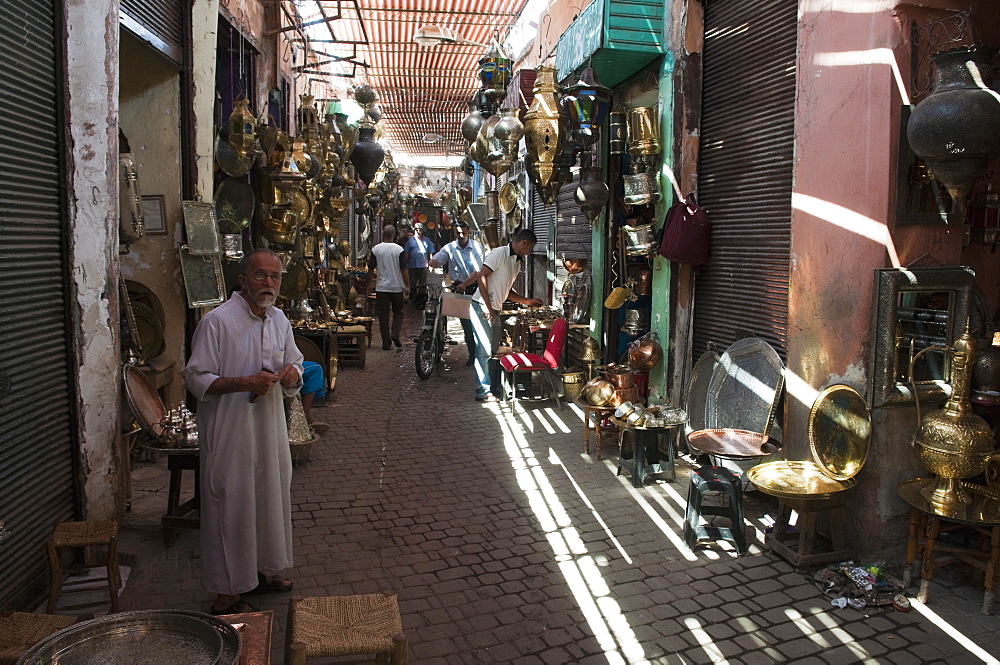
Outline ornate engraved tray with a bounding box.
[16,610,240,665]
[897,477,1000,524]
[747,460,856,499]
[808,384,870,481]
[684,350,719,437]
[706,338,784,437]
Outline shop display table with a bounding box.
[574,397,618,460]
[898,477,1000,614]
[222,610,273,665]
[611,416,680,487]
[143,445,200,547]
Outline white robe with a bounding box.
[183,293,304,595]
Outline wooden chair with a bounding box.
[285,593,407,665]
[0,612,78,665]
[46,520,120,613]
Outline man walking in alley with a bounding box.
[430,220,483,366]
[369,224,410,350]
[404,222,435,310]
[183,249,302,615]
[471,228,543,402]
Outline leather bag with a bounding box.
[658,194,711,265]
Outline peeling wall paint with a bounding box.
[65,0,122,520]
[192,0,221,200]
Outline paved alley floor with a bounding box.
[120,315,1000,664]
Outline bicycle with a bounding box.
[415,283,447,379]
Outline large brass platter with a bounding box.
[280,260,310,300]
[292,189,312,223]
[215,130,253,178]
[808,384,871,481]
[214,177,255,229]
[123,365,166,439]
[498,181,518,214]
[897,477,1000,524]
[747,460,856,499]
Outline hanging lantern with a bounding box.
[461,97,488,144]
[335,111,358,160]
[228,98,257,159]
[575,166,609,226]
[563,67,612,146]
[907,47,1000,217]
[296,94,319,140]
[271,153,306,205]
[493,108,524,159]
[524,66,562,187]
[351,125,385,185]
[478,43,513,111]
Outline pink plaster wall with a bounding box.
[788,1,1000,559]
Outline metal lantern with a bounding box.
[524,66,561,187]
[228,98,257,159]
[563,67,611,145]
[575,166,609,226]
[296,94,319,140]
[478,43,513,110]
[461,97,487,144]
[350,125,385,185]
[493,108,524,159]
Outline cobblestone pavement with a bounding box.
[120,316,1000,664]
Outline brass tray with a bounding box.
[215,131,253,178]
[280,260,310,300]
[689,428,779,459]
[214,177,255,229]
[808,384,870,481]
[17,609,240,665]
[498,181,518,214]
[123,365,166,439]
[747,460,856,499]
[897,477,1000,524]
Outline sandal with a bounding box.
[209,598,255,616]
[245,572,294,595]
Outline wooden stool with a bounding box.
[46,520,120,613]
[286,593,407,665]
[767,494,850,571]
[0,612,77,665]
[335,325,368,369]
[577,401,617,460]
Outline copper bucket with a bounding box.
[603,365,635,389]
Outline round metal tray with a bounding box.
[17,610,240,665]
[747,460,856,499]
[688,428,779,459]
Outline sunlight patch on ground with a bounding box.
[909,600,1000,665]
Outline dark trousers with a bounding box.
[459,317,476,358]
[409,267,428,308]
[375,291,404,347]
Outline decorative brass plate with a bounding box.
[280,260,310,300]
[809,384,871,481]
[498,181,518,214]
[292,189,312,223]
[215,131,253,178]
[123,365,166,439]
[747,460,856,499]
[214,177,255,229]
[897,477,1000,524]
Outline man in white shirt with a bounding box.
[184,249,303,615]
[471,228,543,402]
[368,225,410,350]
[429,221,483,365]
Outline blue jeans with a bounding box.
[471,302,501,398]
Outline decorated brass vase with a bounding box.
[524,66,561,187]
[626,106,660,158]
[913,333,995,508]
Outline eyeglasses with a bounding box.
[245,272,282,283]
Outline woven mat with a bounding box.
[291,594,401,658]
[52,520,118,547]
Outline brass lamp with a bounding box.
[580,336,601,380]
[478,42,513,112]
[524,66,561,188]
[228,98,257,159]
[563,67,612,148]
[912,332,995,510]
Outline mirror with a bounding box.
[179,245,225,308]
[870,267,975,407]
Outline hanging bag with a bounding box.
[658,194,711,265]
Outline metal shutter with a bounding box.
[692,0,797,359]
[0,0,78,607]
[120,0,186,64]
[531,186,556,256]
[556,172,593,258]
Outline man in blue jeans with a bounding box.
[430,221,483,366]
[471,229,542,402]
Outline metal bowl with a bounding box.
[582,378,615,406]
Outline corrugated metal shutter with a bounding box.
[0,0,77,607]
[120,0,186,64]
[692,0,796,360]
[531,186,556,256]
[556,172,592,258]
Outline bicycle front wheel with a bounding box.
[415,329,436,379]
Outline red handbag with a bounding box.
[658,194,711,265]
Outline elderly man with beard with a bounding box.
[183,248,303,615]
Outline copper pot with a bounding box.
[603,365,635,389]
[627,334,662,371]
[561,254,589,274]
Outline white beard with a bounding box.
[256,293,276,309]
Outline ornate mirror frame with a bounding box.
[869,267,975,408]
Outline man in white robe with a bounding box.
[183,249,303,614]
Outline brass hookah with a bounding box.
[910,331,994,510]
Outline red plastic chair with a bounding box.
[499,318,568,408]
